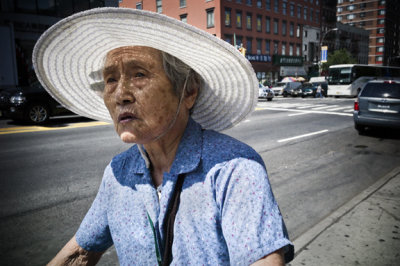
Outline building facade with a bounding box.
[120,0,322,84]
[0,0,119,88]
[337,0,400,66]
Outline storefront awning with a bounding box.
[280,66,307,77]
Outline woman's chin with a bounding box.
[119,132,138,143]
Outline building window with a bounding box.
[304,7,307,20]
[289,43,293,56]
[257,0,262,8]
[236,36,243,47]
[310,9,313,22]
[282,2,287,15]
[256,15,262,31]
[207,8,215,28]
[296,44,300,56]
[257,39,262,54]
[376,56,383,62]
[379,0,386,5]
[297,5,301,19]
[377,28,385,34]
[304,30,307,37]
[360,3,366,9]
[347,14,355,20]
[378,10,385,15]
[338,0,343,3]
[304,44,307,51]
[290,3,294,16]
[296,24,300,37]
[136,2,142,9]
[347,5,355,11]
[274,0,279,13]
[282,20,287,36]
[266,17,271,33]
[376,46,384,52]
[337,7,342,13]
[236,11,242,28]
[180,14,187,23]
[337,16,342,22]
[289,22,294,37]
[274,19,279,34]
[266,0,271,10]
[273,41,279,54]
[246,0,252,6]
[236,0,242,3]
[225,9,231,26]
[224,35,232,45]
[246,38,252,53]
[282,42,286,55]
[316,11,319,23]
[246,13,252,30]
[180,0,186,8]
[156,0,162,13]
[378,19,385,25]
[377,37,384,43]
[360,12,366,18]
[265,39,271,54]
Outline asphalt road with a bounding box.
[1,97,399,265]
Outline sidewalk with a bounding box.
[289,167,400,266]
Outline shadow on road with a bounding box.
[359,128,400,140]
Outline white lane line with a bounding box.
[288,112,309,117]
[259,107,353,117]
[311,105,339,110]
[325,106,351,111]
[277,129,329,143]
[296,104,325,109]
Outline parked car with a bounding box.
[353,79,400,134]
[0,82,74,124]
[292,83,317,97]
[281,82,302,97]
[258,84,274,101]
[271,82,286,96]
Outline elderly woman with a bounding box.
[33,8,293,266]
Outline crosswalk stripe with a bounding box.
[311,105,339,110]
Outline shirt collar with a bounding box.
[132,117,202,175]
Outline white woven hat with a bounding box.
[33,7,258,131]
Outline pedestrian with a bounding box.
[33,8,294,265]
[315,84,324,98]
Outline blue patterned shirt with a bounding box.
[76,118,294,265]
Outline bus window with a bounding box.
[328,67,351,84]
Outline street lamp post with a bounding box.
[319,28,338,75]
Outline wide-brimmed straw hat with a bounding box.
[33,7,258,131]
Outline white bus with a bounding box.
[327,64,400,97]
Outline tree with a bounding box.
[321,49,357,74]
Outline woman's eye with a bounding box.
[106,77,117,84]
[135,72,145,78]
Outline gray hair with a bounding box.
[161,51,202,98]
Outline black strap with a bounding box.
[162,173,185,266]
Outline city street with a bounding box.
[1,97,399,265]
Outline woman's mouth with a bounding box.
[118,112,137,123]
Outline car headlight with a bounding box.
[10,95,26,104]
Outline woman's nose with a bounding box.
[115,79,135,105]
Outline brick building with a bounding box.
[120,0,322,84]
[337,0,400,66]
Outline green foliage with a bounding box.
[321,49,357,72]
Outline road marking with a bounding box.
[288,112,309,117]
[296,104,325,109]
[277,129,329,143]
[259,107,353,117]
[0,121,110,135]
[311,105,339,110]
[325,106,351,111]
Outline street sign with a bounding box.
[321,46,328,63]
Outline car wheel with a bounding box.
[25,103,50,124]
[355,124,366,135]
[283,91,288,97]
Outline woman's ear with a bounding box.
[184,86,198,110]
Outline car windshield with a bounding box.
[360,82,400,98]
[327,67,352,85]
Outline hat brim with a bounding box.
[33,7,258,131]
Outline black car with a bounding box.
[292,83,317,97]
[0,83,74,124]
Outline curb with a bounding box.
[292,166,400,257]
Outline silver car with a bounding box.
[353,79,400,134]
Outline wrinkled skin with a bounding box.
[103,46,192,144]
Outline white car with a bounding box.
[258,84,274,101]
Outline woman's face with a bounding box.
[103,46,181,143]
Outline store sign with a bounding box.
[245,54,272,62]
[273,55,303,66]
